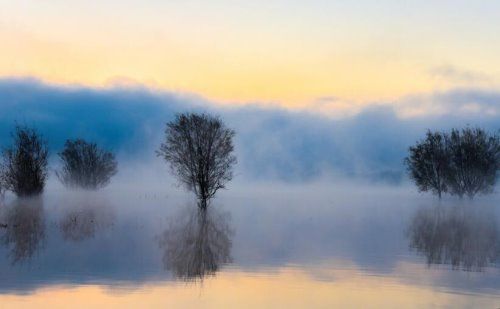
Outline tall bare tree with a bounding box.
[405,130,449,198]
[157,113,237,209]
[1,125,49,197]
[444,127,500,199]
[56,139,118,190]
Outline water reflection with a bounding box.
[408,204,500,271]
[59,200,114,242]
[158,206,233,281]
[0,198,45,264]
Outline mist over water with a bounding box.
[1,80,500,307]
[0,181,499,307]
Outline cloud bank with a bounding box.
[1,78,499,183]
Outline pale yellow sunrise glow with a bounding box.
[1,1,500,109]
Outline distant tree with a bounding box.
[444,128,500,199]
[157,113,237,209]
[1,125,49,197]
[56,139,118,190]
[405,130,449,198]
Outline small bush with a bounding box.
[1,125,49,197]
[56,139,117,190]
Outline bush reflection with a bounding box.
[0,198,45,264]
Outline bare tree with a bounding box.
[405,130,449,198]
[444,128,500,199]
[1,125,49,197]
[157,113,237,209]
[56,139,118,190]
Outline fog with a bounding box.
[1,78,500,300]
[2,78,500,184]
[0,185,499,294]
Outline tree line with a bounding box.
[0,113,236,211]
[1,113,499,208]
[405,127,500,199]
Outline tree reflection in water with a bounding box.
[408,204,500,271]
[59,199,114,242]
[0,198,45,264]
[158,206,233,281]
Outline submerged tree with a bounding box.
[444,128,500,199]
[1,125,49,197]
[56,139,118,190]
[405,130,449,198]
[157,113,237,209]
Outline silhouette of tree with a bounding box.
[56,139,117,190]
[1,125,49,197]
[405,130,449,198]
[157,113,236,209]
[406,127,500,199]
[444,128,500,199]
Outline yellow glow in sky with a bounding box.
[1,1,500,109]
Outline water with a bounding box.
[0,185,499,308]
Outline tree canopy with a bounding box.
[406,127,500,199]
[56,139,117,190]
[1,125,49,197]
[157,113,237,209]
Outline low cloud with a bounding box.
[0,78,499,183]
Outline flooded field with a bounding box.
[0,185,498,308]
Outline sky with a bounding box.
[2,1,500,111]
[1,1,500,183]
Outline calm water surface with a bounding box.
[0,186,499,308]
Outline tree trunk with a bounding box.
[199,198,208,210]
